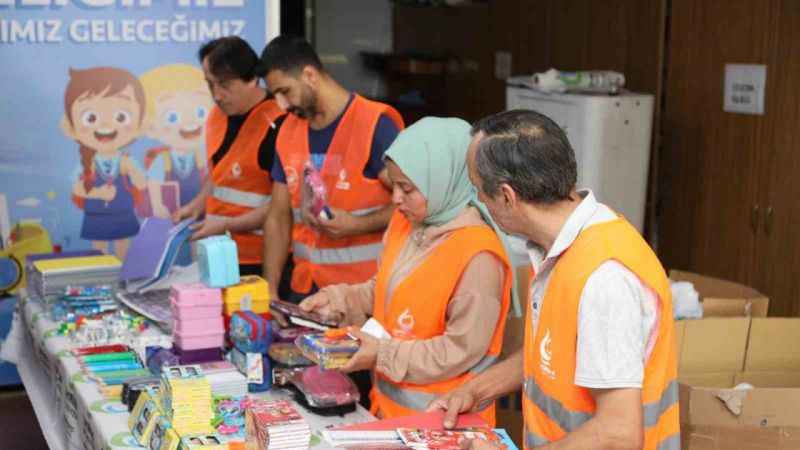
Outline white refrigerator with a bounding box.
[506,79,654,233]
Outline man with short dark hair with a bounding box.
[429,110,680,450]
[174,36,285,276]
[256,35,404,303]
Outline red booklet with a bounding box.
[336,411,488,432]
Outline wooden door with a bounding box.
[753,1,800,316]
[658,0,773,285]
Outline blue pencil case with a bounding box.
[229,311,272,354]
[197,235,240,288]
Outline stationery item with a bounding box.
[336,412,489,432]
[178,433,227,450]
[322,430,404,447]
[228,347,270,392]
[160,364,214,436]
[120,217,195,292]
[302,161,334,220]
[173,328,225,351]
[116,289,173,331]
[122,376,161,411]
[222,275,270,316]
[129,387,164,445]
[272,323,314,343]
[25,249,102,280]
[245,399,310,450]
[171,283,223,305]
[174,315,224,335]
[270,299,338,331]
[147,415,181,450]
[267,342,312,367]
[197,234,239,288]
[82,351,138,363]
[72,344,130,356]
[295,333,359,370]
[288,365,360,411]
[229,310,272,354]
[197,361,247,398]
[29,254,121,297]
[173,346,223,365]
[146,347,180,375]
[397,428,508,450]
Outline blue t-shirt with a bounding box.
[271,95,400,183]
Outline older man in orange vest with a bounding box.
[174,36,285,276]
[429,110,680,450]
[257,36,404,303]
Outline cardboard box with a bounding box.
[670,270,769,375]
[680,318,800,450]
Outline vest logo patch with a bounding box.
[231,162,242,179]
[392,308,416,339]
[540,329,556,379]
[335,169,351,190]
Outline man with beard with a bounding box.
[174,36,285,276]
[256,35,404,304]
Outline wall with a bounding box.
[393,0,666,236]
[314,0,393,99]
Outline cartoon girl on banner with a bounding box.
[62,67,147,259]
[138,64,211,218]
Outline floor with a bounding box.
[0,386,49,450]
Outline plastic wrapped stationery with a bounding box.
[301,161,333,220]
[288,365,360,413]
[294,331,359,369]
[270,299,338,331]
[197,234,240,288]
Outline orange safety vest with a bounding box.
[522,218,680,449]
[371,211,512,425]
[205,99,284,265]
[275,94,404,293]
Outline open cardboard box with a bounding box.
[680,318,800,450]
[670,270,769,374]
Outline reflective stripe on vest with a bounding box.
[643,380,679,428]
[293,241,382,265]
[525,430,549,448]
[376,378,437,411]
[525,377,680,435]
[469,355,498,374]
[212,186,271,209]
[291,205,384,224]
[524,378,592,432]
[658,433,681,450]
[205,214,263,236]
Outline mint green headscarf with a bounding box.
[384,116,521,316]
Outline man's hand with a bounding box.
[459,439,504,450]
[339,327,378,373]
[316,207,359,239]
[299,291,342,323]
[173,203,201,223]
[426,386,478,429]
[188,219,226,241]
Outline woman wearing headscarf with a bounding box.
[299,117,514,424]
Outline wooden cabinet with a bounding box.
[659,0,800,316]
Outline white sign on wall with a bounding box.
[724,64,767,115]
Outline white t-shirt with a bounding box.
[527,190,659,389]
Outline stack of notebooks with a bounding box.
[160,365,214,436]
[28,254,121,297]
[119,217,195,293]
[245,399,310,450]
[197,361,247,398]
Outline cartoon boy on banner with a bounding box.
[138,64,212,218]
[62,67,147,259]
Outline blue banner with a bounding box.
[0,0,277,257]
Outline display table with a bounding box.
[4,294,374,450]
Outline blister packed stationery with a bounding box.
[288,365,359,411]
[294,331,359,370]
